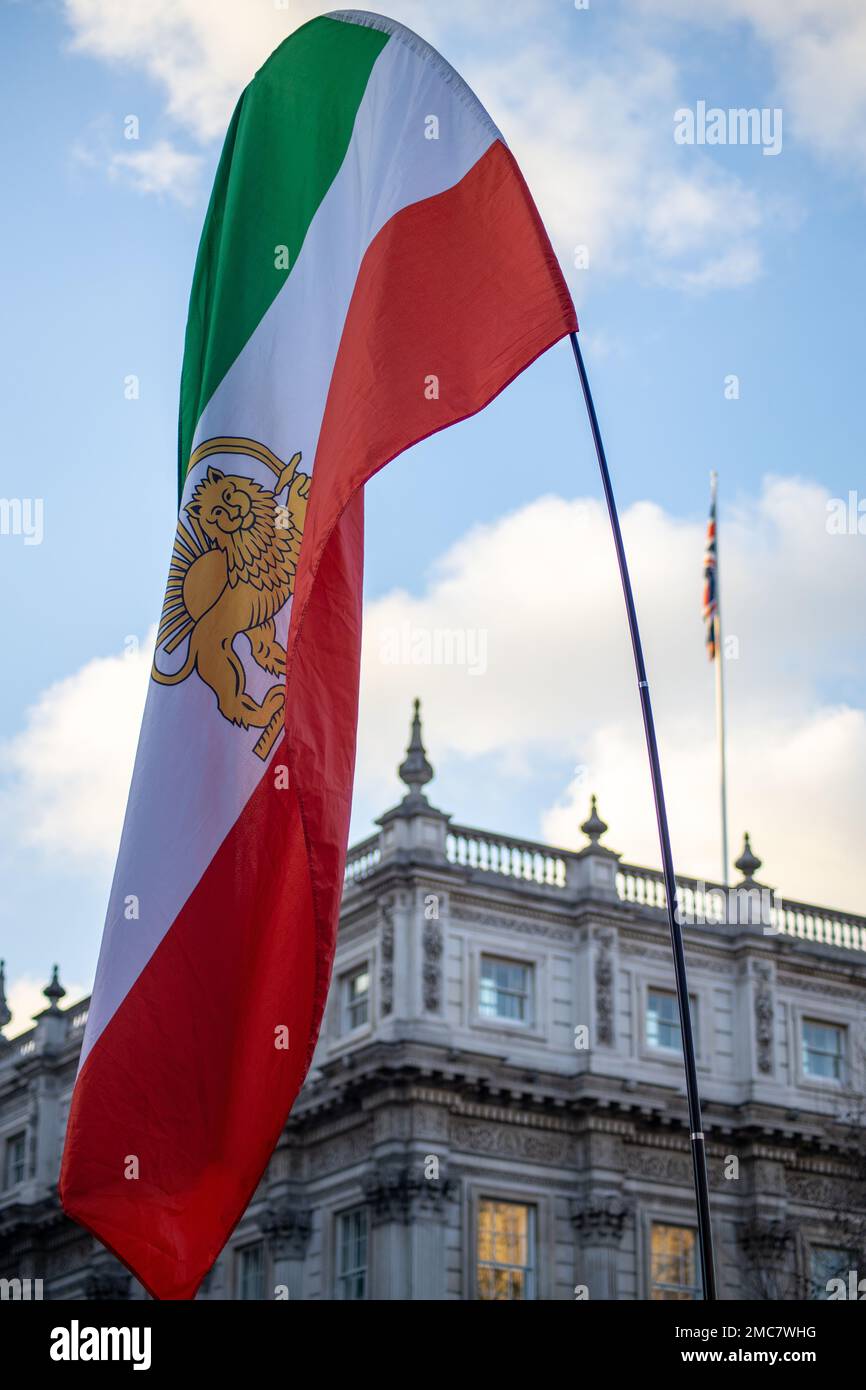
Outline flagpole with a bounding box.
[711,472,730,887]
[569,332,717,1302]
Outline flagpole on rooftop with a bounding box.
[711,471,730,888]
[569,331,718,1302]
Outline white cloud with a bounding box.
[644,0,866,182]
[668,244,763,293]
[71,121,202,204]
[107,140,202,203]
[63,0,451,143]
[2,482,863,922]
[0,632,152,869]
[468,44,765,289]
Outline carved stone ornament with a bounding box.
[594,936,615,1046]
[451,1118,575,1165]
[380,903,395,1017]
[422,919,443,1012]
[624,1148,693,1185]
[362,1161,453,1224]
[258,1200,312,1258]
[571,1194,630,1246]
[754,964,774,1074]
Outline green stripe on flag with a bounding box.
[178,15,389,493]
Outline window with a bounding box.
[809,1245,852,1299]
[479,957,532,1024]
[802,1019,845,1081]
[236,1243,265,1300]
[341,965,370,1033]
[4,1132,26,1189]
[336,1207,368,1299]
[476,1199,537,1299]
[647,989,698,1053]
[650,1223,701,1300]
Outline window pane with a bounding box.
[647,991,698,1052]
[238,1243,265,1300]
[651,1224,700,1300]
[350,969,369,1000]
[4,1133,26,1189]
[476,1200,536,1300]
[809,1246,851,1299]
[477,1203,494,1262]
[342,966,370,1033]
[337,1207,368,1300]
[648,990,680,1049]
[802,1020,843,1079]
[479,958,531,1023]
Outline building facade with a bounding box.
[2,705,866,1301]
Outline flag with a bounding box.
[59,11,576,1300]
[703,483,718,660]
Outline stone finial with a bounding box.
[43,964,66,1013]
[377,700,449,853]
[735,832,762,884]
[0,959,11,1034]
[581,794,608,845]
[571,795,619,895]
[398,698,434,804]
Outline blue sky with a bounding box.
[2,0,866,1030]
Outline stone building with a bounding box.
[2,703,866,1301]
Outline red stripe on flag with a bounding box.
[60,765,318,1300]
[60,138,575,1299]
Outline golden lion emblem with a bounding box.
[152,437,309,761]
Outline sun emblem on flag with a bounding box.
[151,436,310,761]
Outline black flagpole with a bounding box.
[569,331,718,1302]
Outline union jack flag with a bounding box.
[702,485,718,660]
